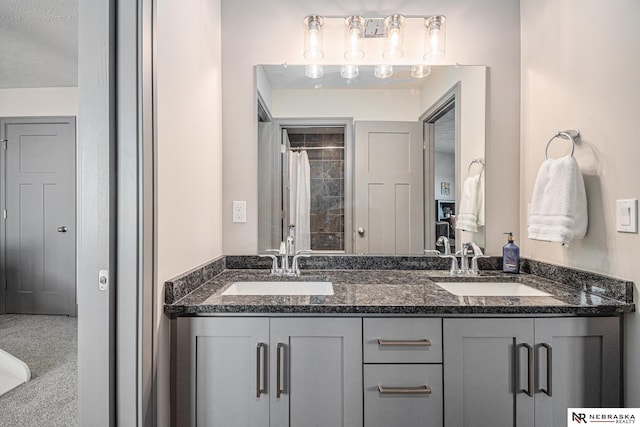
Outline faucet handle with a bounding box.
[439,254,459,274]
[292,252,312,275]
[296,249,312,255]
[424,249,441,255]
[470,254,490,273]
[259,254,279,273]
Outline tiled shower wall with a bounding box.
[288,131,344,251]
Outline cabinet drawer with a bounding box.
[364,364,443,427]
[364,318,442,363]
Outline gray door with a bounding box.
[176,317,270,427]
[443,318,535,427]
[534,317,621,426]
[2,117,76,315]
[270,317,363,427]
[354,121,423,254]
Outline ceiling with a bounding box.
[0,0,78,88]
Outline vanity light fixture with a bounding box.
[423,16,446,61]
[382,14,405,60]
[303,15,325,62]
[301,14,447,80]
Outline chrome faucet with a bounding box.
[468,242,490,274]
[437,236,459,273]
[259,233,311,276]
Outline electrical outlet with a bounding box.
[233,201,247,223]
[616,199,637,233]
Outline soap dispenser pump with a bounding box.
[502,232,520,273]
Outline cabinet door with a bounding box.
[443,318,535,427]
[176,317,270,427]
[534,317,621,427]
[270,318,363,427]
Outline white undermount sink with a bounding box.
[221,281,334,296]
[435,281,552,297]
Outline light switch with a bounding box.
[616,199,637,233]
[233,201,247,223]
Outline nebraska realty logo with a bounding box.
[569,408,639,424]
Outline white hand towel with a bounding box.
[528,155,587,246]
[456,174,482,232]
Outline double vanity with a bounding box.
[165,255,634,427]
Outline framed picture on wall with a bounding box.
[441,182,450,195]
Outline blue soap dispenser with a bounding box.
[502,232,520,273]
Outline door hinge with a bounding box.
[4,278,6,290]
[2,139,7,150]
[281,210,286,219]
[2,209,6,220]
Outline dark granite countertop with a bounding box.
[164,266,635,318]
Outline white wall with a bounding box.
[156,0,223,424]
[520,0,640,406]
[272,88,421,121]
[0,87,78,116]
[221,0,521,255]
[435,152,455,201]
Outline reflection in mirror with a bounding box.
[257,64,486,255]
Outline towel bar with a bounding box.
[545,129,580,159]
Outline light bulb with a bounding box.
[424,16,446,61]
[382,14,404,60]
[344,16,365,62]
[411,65,431,79]
[304,15,325,62]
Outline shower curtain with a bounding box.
[288,150,311,251]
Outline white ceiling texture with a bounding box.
[0,0,77,88]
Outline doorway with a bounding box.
[0,117,76,316]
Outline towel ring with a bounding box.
[468,158,484,174]
[545,129,580,160]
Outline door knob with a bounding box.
[357,227,365,236]
[57,226,68,233]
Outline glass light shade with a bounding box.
[305,64,324,79]
[382,14,405,60]
[341,64,359,79]
[344,16,365,61]
[411,64,432,79]
[374,64,393,79]
[423,16,446,61]
[304,15,325,62]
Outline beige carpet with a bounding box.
[0,314,77,427]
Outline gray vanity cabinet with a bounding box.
[269,317,363,427]
[175,317,270,427]
[176,317,362,427]
[443,317,621,427]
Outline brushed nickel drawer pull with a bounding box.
[377,385,432,394]
[541,343,553,397]
[276,343,285,398]
[378,339,432,347]
[256,342,266,398]
[520,343,534,397]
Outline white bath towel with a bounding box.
[528,155,587,246]
[456,174,483,232]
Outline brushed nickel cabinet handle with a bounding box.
[378,339,432,347]
[521,343,534,397]
[276,343,285,398]
[256,343,266,398]
[541,343,553,397]
[377,385,432,394]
